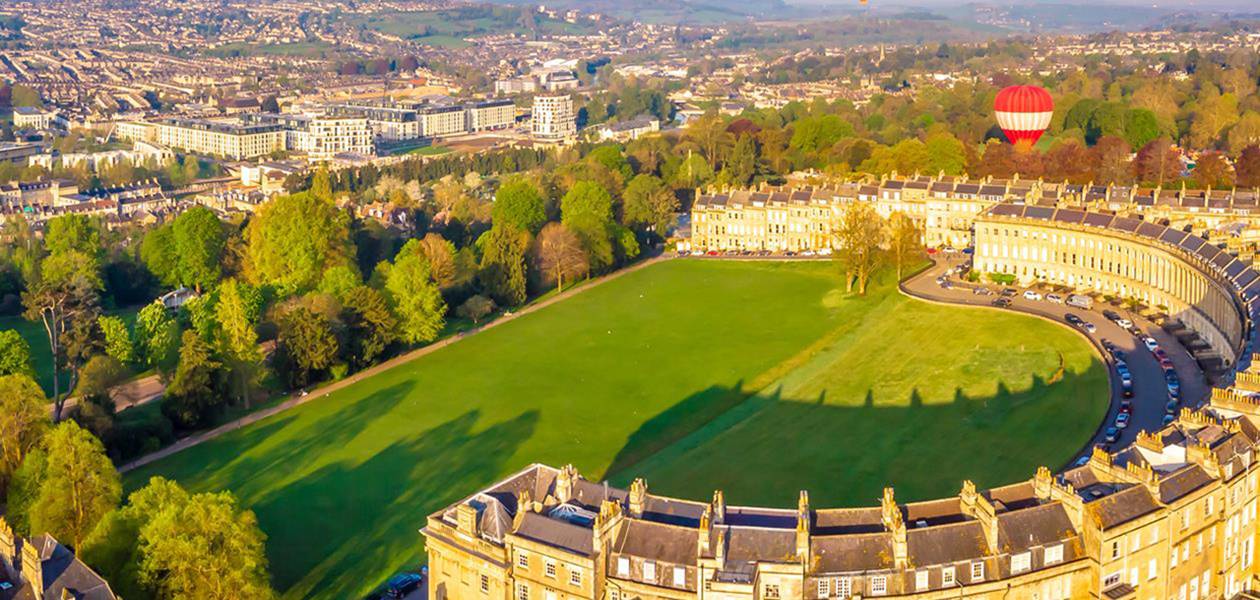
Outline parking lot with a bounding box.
[904,254,1210,462]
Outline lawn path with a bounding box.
[120,254,673,474]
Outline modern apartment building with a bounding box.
[466,99,517,132]
[419,104,470,138]
[149,118,286,160]
[532,95,576,141]
[327,104,421,141]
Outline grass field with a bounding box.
[126,260,1107,599]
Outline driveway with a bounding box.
[903,255,1210,462]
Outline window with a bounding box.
[610,589,620,600]
[570,569,581,587]
[518,553,529,569]
[1201,571,1210,599]
[1103,572,1122,588]
[1207,497,1215,516]
[870,576,887,596]
[1148,559,1158,581]
[1011,552,1031,574]
[545,561,556,579]
[545,590,556,600]
[1130,533,1141,552]
[764,584,781,599]
[1172,546,1179,568]
[481,575,490,594]
[971,561,984,582]
[617,558,629,577]
[643,561,656,582]
[817,579,829,598]
[1044,544,1064,565]
[1197,534,1203,554]
[1150,526,1160,545]
[673,567,685,587]
[942,567,956,587]
[517,583,529,600]
[835,577,851,599]
[915,570,928,591]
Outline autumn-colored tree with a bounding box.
[1237,145,1260,188]
[1045,140,1096,184]
[833,203,886,295]
[1094,136,1134,185]
[532,223,589,292]
[887,212,923,279]
[1133,138,1183,186]
[1191,152,1234,190]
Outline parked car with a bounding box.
[1116,318,1134,330]
[973,287,992,296]
[1122,382,1134,398]
[1163,414,1176,426]
[1073,455,1090,467]
[1103,309,1122,322]
[1120,400,1132,413]
[1166,401,1179,415]
[1001,288,1017,297]
[1113,349,1127,362]
[991,297,1012,308]
[1083,322,1097,333]
[1105,427,1120,443]
[1046,293,1064,304]
[1023,290,1043,301]
[386,573,423,599]
[1065,314,1084,326]
[1144,337,1160,352]
[1116,413,1130,429]
[1067,294,1094,309]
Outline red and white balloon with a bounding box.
[993,85,1053,145]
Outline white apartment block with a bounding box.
[293,116,373,161]
[532,95,576,140]
[152,119,285,160]
[465,99,516,132]
[418,105,468,138]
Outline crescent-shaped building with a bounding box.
[422,177,1260,600]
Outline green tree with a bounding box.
[23,251,102,419]
[455,295,496,325]
[215,279,263,407]
[135,301,179,376]
[382,240,447,345]
[923,132,967,176]
[477,225,531,307]
[98,314,136,366]
[82,477,274,600]
[316,265,362,301]
[887,211,923,278]
[0,329,34,377]
[1123,109,1162,151]
[672,152,714,189]
[140,225,179,287]
[726,135,757,186]
[162,331,226,429]
[44,214,100,258]
[623,175,678,235]
[310,166,333,202]
[0,374,48,499]
[170,206,225,292]
[244,192,354,294]
[561,181,616,273]
[790,114,853,155]
[25,421,121,548]
[275,306,339,389]
[341,286,397,369]
[492,178,547,234]
[1229,112,1260,155]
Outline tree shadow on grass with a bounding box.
[257,408,541,599]
[612,361,1108,509]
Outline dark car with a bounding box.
[1000,288,1017,297]
[387,574,423,599]
[1104,427,1120,443]
[1103,309,1122,322]
[1065,314,1084,326]
[1166,400,1179,415]
[992,297,1012,308]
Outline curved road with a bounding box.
[903,255,1210,461]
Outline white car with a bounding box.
[1023,290,1043,301]
[1144,337,1160,352]
[1116,318,1133,330]
[1045,293,1064,304]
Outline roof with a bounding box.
[613,519,698,565]
[906,521,987,567]
[813,533,894,573]
[513,511,595,556]
[1087,485,1162,529]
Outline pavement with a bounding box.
[902,254,1210,461]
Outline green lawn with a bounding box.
[126,260,1107,599]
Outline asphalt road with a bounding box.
[903,255,1210,460]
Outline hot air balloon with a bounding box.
[993,85,1053,146]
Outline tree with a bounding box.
[1238,145,1260,188]
[672,152,714,189]
[833,203,886,295]
[561,181,616,273]
[1095,136,1134,185]
[170,206,226,292]
[887,212,923,278]
[163,331,226,429]
[456,295,496,325]
[0,374,48,499]
[493,178,547,233]
[310,166,333,202]
[316,265,361,301]
[244,192,354,294]
[81,477,274,600]
[135,301,179,376]
[23,254,102,420]
[477,225,531,307]
[98,315,136,366]
[26,421,121,549]
[623,175,678,235]
[532,223,589,292]
[417,233,463,292]
[1229,112,1260,155]
[215,279,263,407]
[140,225,178,287]
[924,132,967,176]
[1123,109,1162,151]
[274,306,339,389]
[382,240,447,345]
[790,114,853,155]
[341,286,397,369]
[726,135,757,186]
[0,329,34,377]
[1133,138,1183,186]
[1191,152,1234,190]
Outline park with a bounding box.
[125,258,1108,599]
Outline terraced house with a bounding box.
[421,390,1260,600]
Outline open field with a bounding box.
[126,260,1107,599]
